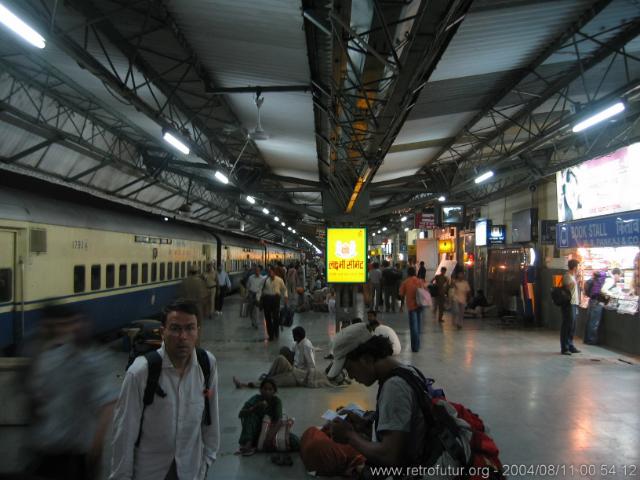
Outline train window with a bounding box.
[160,262,165,281]
[0,268,12,302]
[174,262,179,278]
[187,261,191,273]
[180,262,185,278]
[167,262,173,280]
[142,263,148,283]
[91,265,101,291]
[198,261,202,272]
[151,263,157,282]
[131,264,139,285]
[73,265,85,293]
[119,264,127,287]
[106,264,115,289]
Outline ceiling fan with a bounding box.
[248,92,269,141]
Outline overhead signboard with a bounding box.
[488,225,506,245]
[557,142,640,222]
[556,210,640,248]
[414,210,435,230]
[326,227,367,283]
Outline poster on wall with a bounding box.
[326,227,367,283]
[414,210,435,229]
[556,142,640,222]
[488,225,506,245]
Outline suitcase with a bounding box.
[240,301,250,318]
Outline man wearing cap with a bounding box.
[328,324,428,474]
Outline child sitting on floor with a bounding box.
[237,378,282,456]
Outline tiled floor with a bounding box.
[193,295,639,479]
[92,294,639,479]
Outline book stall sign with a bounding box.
[556,210,640,248]
[326,227,367,283]
[414,212,435,230]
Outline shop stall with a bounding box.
[555,142,640,354]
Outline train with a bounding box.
[0,185,303,351]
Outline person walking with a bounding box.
[178,267,208,323]
[560,259,581,355]
[417,261,426,280]
[399,267,424,352]
[261,266,288,341]
[215,264,232,314]
[246,265,266,329]
[431,267,449,323]
[450,271,471,329]
[109,300,219,480]
[203,263,218,319]
[368,263,382,312]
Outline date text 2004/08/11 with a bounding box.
[501,464,637,477]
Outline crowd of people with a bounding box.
[17,256,498,480]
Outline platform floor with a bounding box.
[96,295,639,479]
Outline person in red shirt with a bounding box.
[399,267,424,352]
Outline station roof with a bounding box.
[0,0,638,249]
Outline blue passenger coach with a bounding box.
[0,187,302,351]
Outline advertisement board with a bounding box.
[326,227,367,283]
[414,211,435,230]
[475,219,489,247]
[556,142,640,222]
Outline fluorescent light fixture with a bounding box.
[382,227,387,231]
[163,217,169,222]
[162,131,190,155]
[572,102,625,133]
[377,230,381,234]
[438,196,446,202]
[246,195,256,204]
[401,216,407,222]
[372,233,376,237]
[287,226,292,231]
[474,170,494,184]
[292,229,296,233]
[214,170,229,184]
[274,216,279,222]
[0,4,45,49]
[404,227,409,232]
[262,207,269,214]
[281,222,286,227]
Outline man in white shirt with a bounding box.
[215,265,232,314]
[261,266,288,341]
[246,265,266,328]
[109,301,219,480]
[292,326,315,370]
[366,311,401,356]
[561,259,581,355]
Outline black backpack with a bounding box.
[135,348,212,447]
[551,286,571,306]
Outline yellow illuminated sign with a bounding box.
[438,239,455,253]
[326,227,367,283]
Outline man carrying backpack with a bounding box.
[109,300,219,480]
[328,324,503,480]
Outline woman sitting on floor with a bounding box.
[237,378,282,456]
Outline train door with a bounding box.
[0,230,19,349]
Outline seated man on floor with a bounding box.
[233,327,337,388]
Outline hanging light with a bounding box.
[246,195,256,204]
[0,3,46,49]
[274,216,280,222]
[572,102,625,133]
[438,196,446,202]
[163,130,190,155]
[214,170,229,184]
[401,216,407,222]
[262,207,269,214]
[474,171,494,184]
